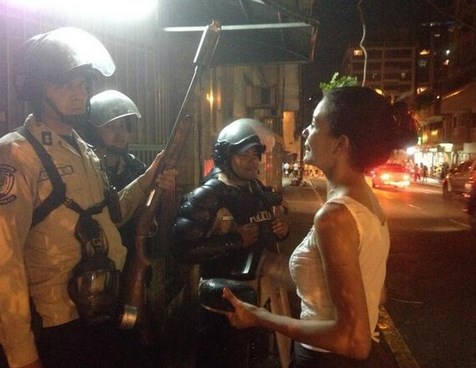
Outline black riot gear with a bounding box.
[172,173,288,368]
[213,118,266,169]
[172,178,283,280]
[86,90,146,250]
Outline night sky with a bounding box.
[311,0,447,84]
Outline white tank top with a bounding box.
[289,196,389,351]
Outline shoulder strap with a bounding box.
[17,126,67,227]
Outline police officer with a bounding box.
[0,27,175,368]
[85,90,147,250]
[172,118,289,368]
[86,90,146,191]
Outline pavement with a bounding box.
[279,175,443,368]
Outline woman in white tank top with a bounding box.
[211,87,418,367]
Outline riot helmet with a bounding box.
[89,90,141,128]
[213,118,266,169]
[86,90,141,155]
[13,27,115,125]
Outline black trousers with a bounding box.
[0,319,155,368]
[195,307,257,368]
[290,340,396,368]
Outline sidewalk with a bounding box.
[281,176,420,368]
[413,176,441,187]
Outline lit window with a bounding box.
[353,49,364,56]
[418,59,428,68]
[419,49,430,55]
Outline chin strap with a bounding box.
[46,98,87,129]
[98,141,129,156]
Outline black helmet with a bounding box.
[89,90,141,128]
[14,27,116,101]
[213,118,266,168]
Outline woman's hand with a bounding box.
[212,287,262,329]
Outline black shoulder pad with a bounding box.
[202,178,228,193]
[189,184,221,210]
[178,199,212,224]
[172,217,205,243]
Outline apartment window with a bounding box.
[366,62,381,71]
[418,58,428,68]
[384,61,413,70]
[384,72,401,80]
[371,73,381,81]
[384,49,413,58]
[367,49,383,58]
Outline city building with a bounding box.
[415,1,476,169]
[341,42,417,102]
[341,1,476,176]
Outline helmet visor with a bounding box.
[38,27,116,82]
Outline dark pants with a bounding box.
[196,307,256,368]
[28,319,153,368]
[290,340,396,368]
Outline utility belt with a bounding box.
[18,126,123,326]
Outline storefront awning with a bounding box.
[161,0,318,65]
[441,81,476,113]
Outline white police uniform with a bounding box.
[0,114,147,367]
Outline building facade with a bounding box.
[341,42,417,102]
[341,1,476,176]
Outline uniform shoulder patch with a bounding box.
[0,164,17,204]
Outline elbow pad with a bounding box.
[172,217,242,263]
[172,179,244,263]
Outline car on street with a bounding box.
[442,160,476,200]
[368,163,411,189]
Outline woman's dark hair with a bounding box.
[322,86,418,171]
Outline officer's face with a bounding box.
[43,77,88,120]
[98,118,129,149]
[229,146,260,181]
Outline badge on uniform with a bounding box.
[42,131,52,145]
[0,164,17,204]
